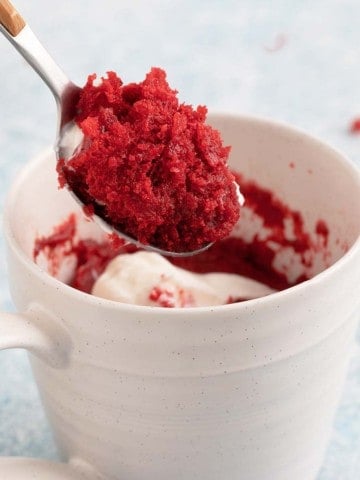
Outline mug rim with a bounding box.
[4,113,360,315]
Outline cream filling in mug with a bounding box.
[1,114,360,480]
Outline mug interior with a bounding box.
[6,114,360,289]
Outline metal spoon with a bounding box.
[0,0,214,258]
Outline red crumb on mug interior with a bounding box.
[34,175,333,302]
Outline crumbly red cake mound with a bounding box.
[58,68,240,253]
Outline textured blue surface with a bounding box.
[0,0,360,478]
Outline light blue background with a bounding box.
[0,1,360,478]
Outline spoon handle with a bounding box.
[0,0,72,103]
[0,0,25,36]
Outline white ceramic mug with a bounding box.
[1,114,360,480]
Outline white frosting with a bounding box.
[92,251,275,307]
[235,181,245,206]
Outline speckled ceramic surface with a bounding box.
[1,115,360,479]
[1,1,360,479]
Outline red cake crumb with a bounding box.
[59,68,240,253]
[264,33,288,53]
[149,285,195,308]
[315,220,329,243]
[350,118,360,133]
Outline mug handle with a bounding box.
[0,308,101,479]
[0,308,71,368]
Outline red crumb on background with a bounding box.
[264,33,288,53]
[349,118,360,133]
[59,68,240,253]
